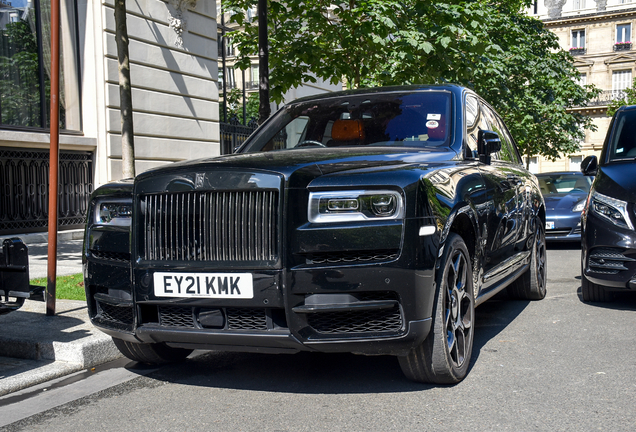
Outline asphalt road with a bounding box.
[2,243,636,431]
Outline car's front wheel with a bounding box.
[113,338,193,364]
[581,265,614,302]
[398,233,474,384]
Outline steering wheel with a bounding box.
[295,140,326,148]
[570,188,585,193]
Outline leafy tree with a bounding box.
[0,20,42,127]
[222,0,599,166]
[223,88,259,124]
[607,78,636,116]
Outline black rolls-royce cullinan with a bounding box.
[84,85,546,384]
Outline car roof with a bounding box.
[289,84,467,105]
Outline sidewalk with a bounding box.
[0,230,121,397]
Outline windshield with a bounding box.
[536,173,592,195]
[242,91,452,153]
[607,109,636,162]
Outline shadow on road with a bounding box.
[546,241,580,251]
[139,292,531,394]
[575,286,636,310]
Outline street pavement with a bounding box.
[0,230,121,397]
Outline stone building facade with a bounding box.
[527,0,636,173]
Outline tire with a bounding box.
[581,268,614,302]
[507,218,547,300]
[398,233,475,384]
[113,338,193,364]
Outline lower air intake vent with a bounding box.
[96,301,134,331]
[159,306,195,328]
[309,307,403,334]
[227,308,268,330]
[588,248,636,275]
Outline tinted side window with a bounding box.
[607,109,636,162]
[493,116,520,164]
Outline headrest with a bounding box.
[332,119,365,141]
[426,115,446,140]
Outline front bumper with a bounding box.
[545,213,582,242]
[582,211,636,290]
[85,247,437,357]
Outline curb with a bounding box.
[0,229,85,246]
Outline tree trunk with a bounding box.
[258,0,270,125]
[114,0,135,178]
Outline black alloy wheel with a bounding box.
[508,218,547,300]
[399,233,474,384]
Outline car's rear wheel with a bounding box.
[581,266,614,302]
[507,218,547,300]
[398,233,474,384]
[113,338,193,364]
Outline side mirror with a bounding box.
[581,155,597,176]
[478,130,502,164]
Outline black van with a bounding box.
[581,104,636,301]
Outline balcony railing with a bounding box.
[614,42,632,51]
[584,90,627,107]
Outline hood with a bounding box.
[543,193,587,211]
[137,147,458,183]
[595,162,636,203]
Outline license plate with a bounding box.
[153,272,253,299]
[545,221,555,230]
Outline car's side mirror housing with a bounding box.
[478,130,502,165]
[581,155,598,176]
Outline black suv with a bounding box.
[84,85,546,384]
[581,104,636,302]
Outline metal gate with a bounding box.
[0,147,93,234]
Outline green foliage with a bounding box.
[607,78,636,117]
[30,273,86,301]
[0,19,43,127]
[222,0,599,163]
[222,88,259,124]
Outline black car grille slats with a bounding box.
[141,190,278,262]
[588,248,636,274]
[308,307,403,334]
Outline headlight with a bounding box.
[308,190,404,223]
[94,199,132,226]
[590,191,633,230]
[572,200,586,212]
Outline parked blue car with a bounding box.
[536,172,592,242]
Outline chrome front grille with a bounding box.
[141,190,279,263]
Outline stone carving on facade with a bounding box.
[595,0,607,12]
[545,0,567,19]
[167,0,197,48]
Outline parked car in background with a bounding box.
[536,172,592,242]
[581,104,636,302]
[83,85,547,384]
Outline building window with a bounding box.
[577,73,587,86]
[613,70,632,98]
[570,156,583,172]
[226,67,235,89]
[573,0,585,10]
[617,23,632,43]
[571,30,585,49]
[0,1,81,131]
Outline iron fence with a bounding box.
[220,118,258,155]
[0,147,93,234]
